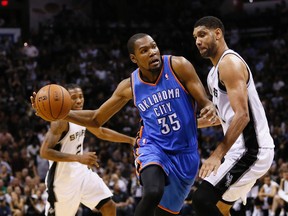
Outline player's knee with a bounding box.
[192,181,222,215]
[143,185,164,204]
[193,181,219,205]
[193,187,206,206]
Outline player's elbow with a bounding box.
[87,127,106,139]
[91,111,102,127]
[39,147,48,159]
[239,111,250,125]
[90,118,100,128]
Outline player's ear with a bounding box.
[130,54,137,64]
[215,28,222,40]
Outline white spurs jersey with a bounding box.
[207,49,274,152]
[47,122,88,189]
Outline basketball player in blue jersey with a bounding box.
[58,33,217,216]
[192,16,275,216]
[31,84,135,216]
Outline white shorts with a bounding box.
[45,170,113,216]
[278,190,288,202]
[205,148,274,205]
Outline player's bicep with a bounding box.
[96,78,132,125]
[42,121,66,149]
[219,59,248,113]
[40,122,67,159]
[172,56,210,107]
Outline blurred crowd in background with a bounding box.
[0,0,287,215]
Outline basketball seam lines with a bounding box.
[56,87,65,119]
[49,84,56,120]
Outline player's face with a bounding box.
[193,26,218,59]
[130,35,162,74]
[68,88,84,110]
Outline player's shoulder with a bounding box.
[219,53,245,72]
[171,55,188,64]
[115,78,132,99]
[221,51,243,65]
[170,55,192,71]
[118,77,131,89]
[170,55,195,77]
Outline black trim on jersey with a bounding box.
[214,101,259,196]
[95,197,112,210]
[217,52,250,92]
[47,143,61,209]
[217,70,227,92]
[242,101,259,151]
[220,198,235,205]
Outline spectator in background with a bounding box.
[109,173,127,194]
[26,136,40,161]
[0,126,15,150]
[112,182,134,216]
[272,75,285,92]
[0,165,12,187]
[253,174,278,216]
[9,191,24,216]
[21,41,39,59]
[128,170,142,211]
[270,167,288,216]
[35,153,49,183]
[25,193,45,216]
[0,195,11,216]
[0,179,7,194]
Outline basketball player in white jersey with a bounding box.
[270,167,288,216]
[193,16,275,216]
[31,84,135,216]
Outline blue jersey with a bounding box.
[131,55,200,213]
[131,55,198,153]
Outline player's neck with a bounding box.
[139,69,160,83]
[211,44,229,66]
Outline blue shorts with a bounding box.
[134,144,199,213]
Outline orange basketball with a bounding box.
[35,84,72,121]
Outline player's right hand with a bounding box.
[79,152,99,167]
